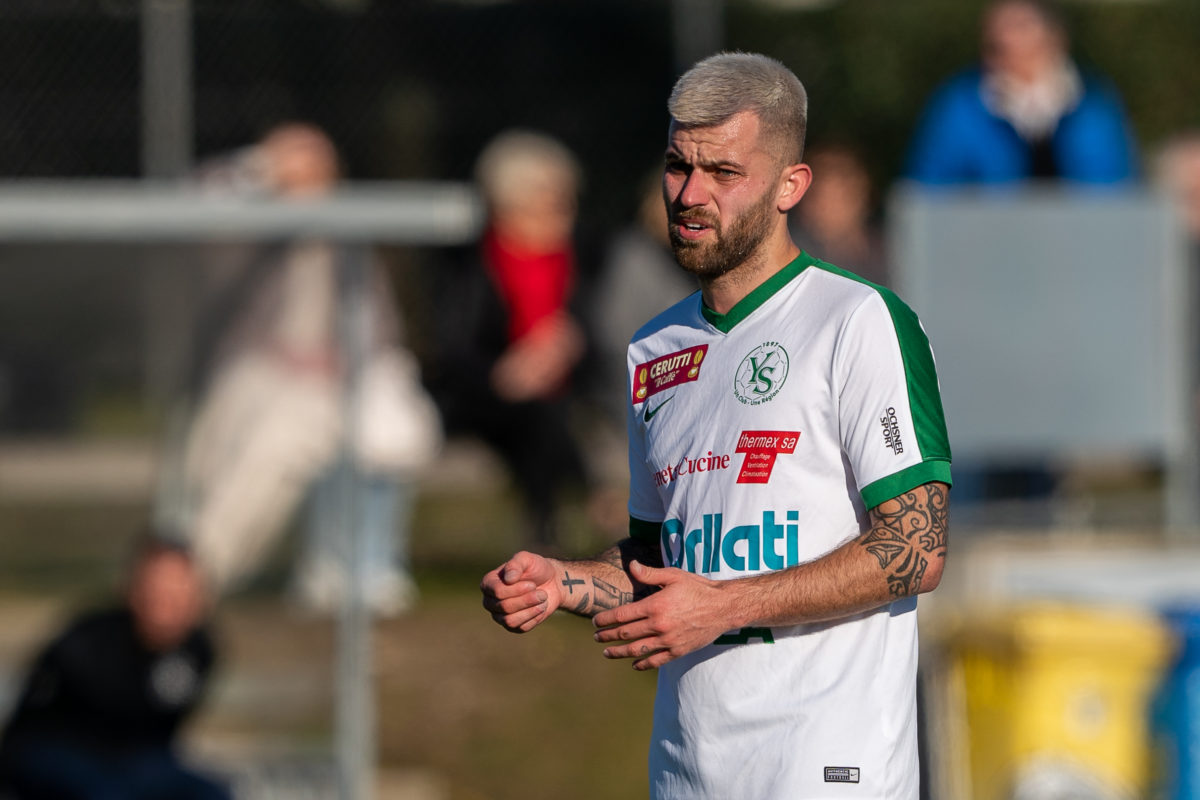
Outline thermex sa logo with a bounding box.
[735,430,799,484]
[733,342,789,405]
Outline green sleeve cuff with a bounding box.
[629,516,662,545]
[861,460,953,509]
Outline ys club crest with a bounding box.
[733,342,789,405]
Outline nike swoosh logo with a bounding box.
[643,395,674,423]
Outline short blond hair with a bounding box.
[474,130,581,211]
[668,52,808,164]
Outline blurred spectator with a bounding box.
[158,122,442,614]
[0,538,229,800]
[789,145,890,286]
[905,0,1139,513]
[1155,132,1200,396]
[426,130,590,551]
[1156,132,1200,250]
[590,169,697,422]
[906,0,1137,186]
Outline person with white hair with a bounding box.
[482,52,951,799]
[428,129,591,551]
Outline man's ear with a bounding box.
[777,162,813,213]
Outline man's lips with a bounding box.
[673,216,716,240]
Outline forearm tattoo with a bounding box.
[860,483,949,597]
[589,577,632,610]
[559,537,664,616]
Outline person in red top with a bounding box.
[428,130,590,549]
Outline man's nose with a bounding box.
[677,172,710,208]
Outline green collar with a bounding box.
[700,252,815,333]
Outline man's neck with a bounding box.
[700,238,801,315]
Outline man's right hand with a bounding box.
[480,551,563,633]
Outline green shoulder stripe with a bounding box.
[861,460,952,510]
[812,259,952,465]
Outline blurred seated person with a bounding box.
[0,538,229,800]
[906,0,1137,186]
[789,145,889,286]
[427,130,589,550]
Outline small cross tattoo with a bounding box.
[561,572,585,594]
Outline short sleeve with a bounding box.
[626,350,665,532]
[834,290,952,510]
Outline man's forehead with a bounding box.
[667,111,764,155]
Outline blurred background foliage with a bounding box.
[5,0,1200,441]
[2,0,1199,230]
[2,3,1199,798]
[735,0,1200,194]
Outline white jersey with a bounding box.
[625,253,951,800]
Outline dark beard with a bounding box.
[669,188,777,279]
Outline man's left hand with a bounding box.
[592,561,740,671]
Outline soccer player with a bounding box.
[481,52,951,799]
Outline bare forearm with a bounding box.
[723,482,950,628]
[553,537,664,618]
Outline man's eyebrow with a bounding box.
[698,156,744,172]
[664,151,744,171]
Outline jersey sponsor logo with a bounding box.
[652,449,732,487]
[642,394,674,423]
[880,406,904,454]
[733,342,789,405]
[632,345,708,404]
[660,509,801,574]
[824,767,861,784]
[735,430,799,483]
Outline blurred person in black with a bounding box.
[0,538,229,800]
[427,130,591,551]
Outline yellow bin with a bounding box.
[954,604,1174,800]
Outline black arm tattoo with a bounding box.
[859,483,949,597]
[590,577,631,610]
[560,571,585,594]
[571,593,591,614]
[559,536,665,617]
[560,570,590,613]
